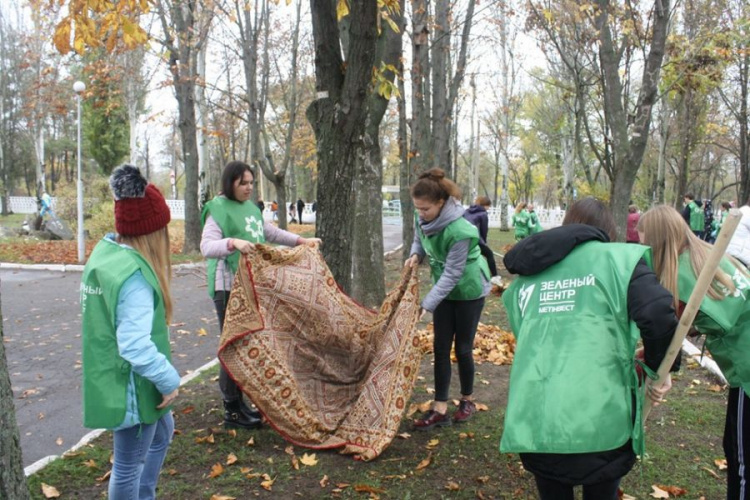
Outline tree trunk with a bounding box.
[397,52,413,261]
[308,0,378,293]
[596,0,670,239]
[431,0,449,169]
[0,291,30,499]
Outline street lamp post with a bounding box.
[74,81,86,263]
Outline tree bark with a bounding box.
[595,0,670,240]
[0,290,30,499]
[308,0,378,293]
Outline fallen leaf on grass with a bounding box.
[95,470,111,482]
[260,474,275,491]
[406,400,432,418]
[336,483,350,488]
[397,432,411,439]
[476,476,489,483]
[300,453,318,466]
[285,445,295,455]
[41,483,61,498]
[708,385,723,392]
[445,481,460,491]
[320,475,329,488]
[181,406,195,414]
[426,438,440,449]
[246,437,255,447]
[290,455,300,470]
[208,463,224,478]
[459,432,475,440]
[83,459,97,468]
[657,485,687,496]
[226,453,238,465]
[703,467,721,479]
[715,458,728,470]
[240,467,252,474]
[195,434,215,444]
[475,403,489,411]
[650,485,669,498]
[354,485,384,494]
[227,429,237,438]
[210,496,236,500]
[416,454,432,470]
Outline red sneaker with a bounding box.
[413,410,452,431]
[453,399,476,423]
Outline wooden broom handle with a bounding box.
[643,208,742,420]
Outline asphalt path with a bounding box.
[3,224,405,468]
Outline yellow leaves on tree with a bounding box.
[53,0,149,55]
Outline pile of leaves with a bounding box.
[417,322,516,366]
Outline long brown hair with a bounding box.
[637,205,739,309]
[119,227,174,323]
[514,202,527,215]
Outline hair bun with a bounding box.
[419,168,445,181]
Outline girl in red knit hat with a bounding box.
[81,164,179,499]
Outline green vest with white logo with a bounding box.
[501,241,649,455]
[417,215,490,301]
[678,253,750,393]
[201,196,265,298]
[688,201,705,231]
[81,238,172,429]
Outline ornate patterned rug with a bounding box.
[218,244,422,461]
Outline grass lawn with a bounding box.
[25,226,730,498]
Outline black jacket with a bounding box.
[503,224,678,485]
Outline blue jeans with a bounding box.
[109,412,174,500]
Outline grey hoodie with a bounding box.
[410,198,490,312]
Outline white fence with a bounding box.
[8,197,565,228]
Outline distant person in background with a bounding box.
[681,193,705,239]
[40,191,54,217]
[512,202,532,241]
[464,196,498,276]
[711,201,731,242]
[626,205,640,243]
[288,202,297,223]
[296,198,305,224]
[703,199,715,243]
[271,201,278,221]
[312,200,317,213]
[257,199,265,213]
[527,204,543,235]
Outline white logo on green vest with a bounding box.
[245,217,264,240]
[79,282,103,314]
[518,283,535,317]
[537,275,596,314]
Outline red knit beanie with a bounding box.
[110,165,171,237]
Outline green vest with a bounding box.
[417,215,490,301]
[501,242,649,455]
[678,254,750,393]
[513,210,532,239]
[81,238,172,429]
[688,201,705,231]
[201,196,265,298]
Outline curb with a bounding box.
[24,358,220,477]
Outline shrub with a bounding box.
[53,177,115,240]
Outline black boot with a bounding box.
[223,400,262,430]
[239,398,262,420]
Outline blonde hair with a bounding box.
[514,202,527,214]
[119,227,173,323]
[637,205,738,309]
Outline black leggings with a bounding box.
[432,297,485,402]
[534,475,621,500]
[724,387,750,499]
[213,291,242,402]
[478,242,498,277]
